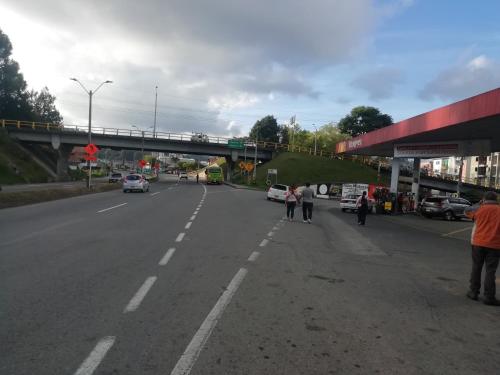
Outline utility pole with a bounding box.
[253,132,258,181]
[313,123,317,156]
[153,86,158,138]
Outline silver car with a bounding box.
[419,196,471,220]
[123,174,150,193]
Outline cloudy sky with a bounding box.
[1,0,499,137]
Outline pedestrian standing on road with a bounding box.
[465,191,500,306]
[356,191,368,225]
[285,185,300,221]
[196,173,199,183]
[301,182,315,224]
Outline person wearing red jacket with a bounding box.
[465,191,500,306]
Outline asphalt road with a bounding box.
[1,177,498,375]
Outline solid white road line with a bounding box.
[176,233,186,242]
[442,226,473,237]
[259,239,269,247]
[74,336,116,375]
[150,192,160,196]
[247,251,260,262]
[97,203,127,213]
[170,268,248,375]
[123,276,157,313]
[185,222,192,229]
[190,215,196,221]
[159,248,176,266]
[267,232,274,237]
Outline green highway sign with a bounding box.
[228,139,244,149]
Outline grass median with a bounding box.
[0,183,121,209]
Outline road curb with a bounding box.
[223,181,263,191]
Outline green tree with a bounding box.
[28,87,63,124]
[0,28,32,120]
[249,115,279,142]
[338,106,393,137]
[278,124,290,144]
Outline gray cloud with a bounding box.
[1,0,412,134]
[419,55,500,101]
[350,67,403,100]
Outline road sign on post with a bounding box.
[228,139,244,149]
[84,143,99,188]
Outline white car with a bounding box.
[123,174,150,193]
[267,184,289,202]
[340,194,374,212]
[179,171,188,180]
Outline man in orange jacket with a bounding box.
[465,191,500,306]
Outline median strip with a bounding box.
[124,276,157,313]
[97,203,127,213]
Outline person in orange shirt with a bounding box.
[465,191,500,306]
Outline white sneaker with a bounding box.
[303,220,308,223]
[308,219,311,224]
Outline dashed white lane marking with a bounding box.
[159,248,176,266]
[267,231,274,237]
[97,203,127,213]
[170,268,248,375]
[190,215,196,221]
[259,239,269,247]
[272,226,279,231]
[247,251,260,262]
[74,336,116,375]
[176,233,186,242]
[197,205,202,209]
[442,226,473,237]
[194,210,199,215]
[124,276,157,313]
[185,222,192,229]
[150,192,160,196]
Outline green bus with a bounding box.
[205,166,223,184]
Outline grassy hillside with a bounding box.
[236,152,387,188]
[0,130,51,184]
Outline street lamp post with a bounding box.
[70,78,112,188]
[253,131,258,181]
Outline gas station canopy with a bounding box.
[336,88,500,157]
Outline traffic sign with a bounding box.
[228,139,244,149]
[245,162,254,172]
[239,161,246,170]
[138,160,147,167]
[84,143,99,155]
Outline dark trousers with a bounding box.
[286,202,296,218]
[470,245,500,299]
[357,206,367,225]
[302,202,313,220]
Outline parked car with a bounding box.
[123,174,150,193]
[108,172,123,183]
[419,196,471,220]
[179,171,188,180]
[340,194,374,212]
[267,184,289,202]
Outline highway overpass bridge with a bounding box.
[2,121,275,181]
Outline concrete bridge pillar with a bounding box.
[390,157,401,194]
[411,157,421,203]
[56,145,72,182]
[225,156,234,183]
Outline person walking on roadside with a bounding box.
[196,173,199,183]
[301,182,315,224]
[356,191,368,225]
[465,191,500,306]
[285,185,300,221]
